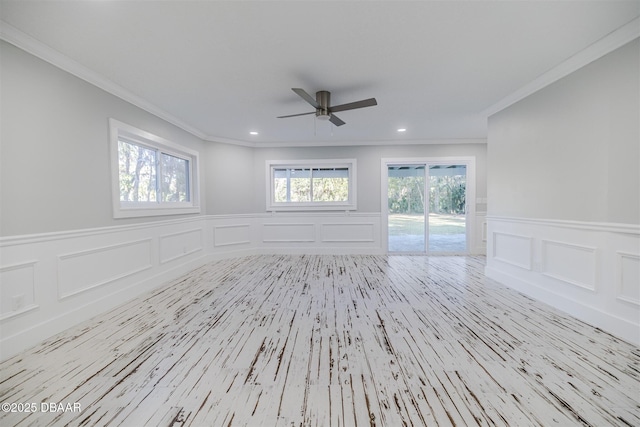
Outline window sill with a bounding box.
[114,206,201,219]
[266,204,357,212]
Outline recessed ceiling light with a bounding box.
[397,128,406,132]
[249,131,259,135]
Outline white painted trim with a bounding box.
[57,238,154,299]
[540,239,598,292]
[486,215,640,235]
[320,222,376,243]
[491,231,533,270]
[214,138,488,149]
[158,228,204,264]
[0,215,205,246]
[0,260,39,321]
[0,259,38,272]
[484,17,640,117]
[213,224,252,247]
[616,251,640,307]
[0,304,39,322]
[261,223,316,243]
[0,213,379,246]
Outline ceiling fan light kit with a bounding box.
[278,88,377,127]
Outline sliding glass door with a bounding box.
[386,161,469,254]
[387,165,425,252]
[427,165,467,252]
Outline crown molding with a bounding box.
[484,17,640,118]
[205,136,487,149]
[0,21,208,140]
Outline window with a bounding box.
[110,119,199,218]
[267,159,356,211]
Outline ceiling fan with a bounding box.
[277,88,377,127]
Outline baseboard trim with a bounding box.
[484,265,639,346]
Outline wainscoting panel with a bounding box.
[262,223,316,243]
[486,216,640,345]
[541,240,597,291]
[159,228,203,264]
[617,251,640,306]
[58,239,153,299]
[258,213,383,253]
[0,261,38,320]
[321,222,375,242]
[492,232,533,270]
[0,217,210,361]
[213,224,251,247]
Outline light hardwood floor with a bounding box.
[1,255,638,426]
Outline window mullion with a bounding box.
[156,149,162,204]
[286,168,291,202]
[309,168,314,202]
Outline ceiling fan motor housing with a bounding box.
[316,90,331,119]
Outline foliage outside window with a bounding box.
[267,160,356,211]
[387,165,466,215]
[110,119,199,218]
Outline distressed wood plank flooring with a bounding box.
[1,255,638,426]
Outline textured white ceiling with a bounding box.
[1,1,638,145]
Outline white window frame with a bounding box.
[110,118,200,218]
[266,159,357,211]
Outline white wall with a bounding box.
[488,39,639,224]
[204,142,255,215]
[486,39,640,345]
[0,41,207,237]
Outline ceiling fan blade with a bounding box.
[292,88,319,108]
[330,98,377,113]
[329,114,346,127]
[277,111,316,118]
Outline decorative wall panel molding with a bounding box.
[214,224,251,247]
[321,223,375,242]
[262,223,315,243]
[616,251,640,306]
[159,228,203,264]
[492,232,533,270]
[0,261,38,320]
[58,239,153,299]
[541,240,597,291]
